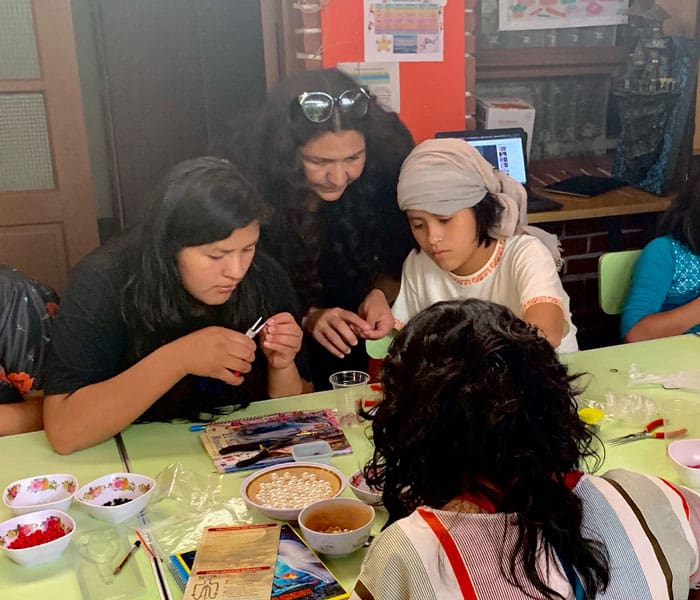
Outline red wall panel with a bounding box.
[320,0,466,143]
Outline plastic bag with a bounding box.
[140,463,252,558]
[601,392,658,426]
[628,363,700,391]
[579,392,658,427]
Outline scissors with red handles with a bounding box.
[608,418,687,446]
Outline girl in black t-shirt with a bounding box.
[43,157,310,454]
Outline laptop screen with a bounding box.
[434,128,528,185]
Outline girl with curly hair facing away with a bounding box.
[392,137,577,352]
[353,299,700,600]
[622,177,700,342]
[222,68,414,388]
[43,157,311,454]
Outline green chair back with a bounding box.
[598,250,642,315]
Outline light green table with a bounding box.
[0,433,124,600]
[563,334,700,477]
[1,334,698,598]
[120,390,378,595]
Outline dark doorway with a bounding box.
[91,0,266,229]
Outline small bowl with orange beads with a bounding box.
[298,497,375,556]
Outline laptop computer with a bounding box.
[434,128,562,213]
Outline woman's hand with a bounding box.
[171,326,256,385]
[303,307,372,358]
[259,312,303,371]
[357,289,394,339]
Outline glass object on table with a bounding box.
[329,370,370,427]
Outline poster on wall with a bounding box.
[364,0,446,62]
[499,0,628,31]
[337,62,401,113]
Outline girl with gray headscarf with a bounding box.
[392,138,577,352]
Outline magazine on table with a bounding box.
[199,409,352,473]
[169,524,349,600]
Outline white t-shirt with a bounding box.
[392,235,578,353]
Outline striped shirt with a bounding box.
[351,470,700,599]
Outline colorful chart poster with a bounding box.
[364,1,446,62]
[499,0,628,31]
[337,62,400,112]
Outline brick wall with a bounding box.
[539,213,661,350]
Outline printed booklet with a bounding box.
[169,524,349,600]
[199,409,352,473]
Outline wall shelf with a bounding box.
[476,46,628,80]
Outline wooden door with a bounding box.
[0,0,98,294]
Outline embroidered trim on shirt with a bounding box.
[522,295,562,313]
[448,240,505,287]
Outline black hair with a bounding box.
[220,68,414,313]
[659,178,700,254]
[407,192,503,254]
[121,156,274,421]
[364,298,609,599]
[473,192,504,247]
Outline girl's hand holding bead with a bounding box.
[357,288,394,339]
[173,326,256,385]
[260,312,303,371]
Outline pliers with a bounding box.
[608,418,687,446]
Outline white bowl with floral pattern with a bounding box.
[3,474,78,516]
[0,509,75,566]
[75,472,156,524]
[347,469,383,506]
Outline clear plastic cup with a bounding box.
[329,370,370,427]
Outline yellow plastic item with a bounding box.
[578,407,605,426]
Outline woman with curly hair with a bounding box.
[222,68,414,387]
[43,157,310,454]
[622,178,700,342]
[353,299,700,600]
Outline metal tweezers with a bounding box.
[245,316,266,339]
[232,317,266,377]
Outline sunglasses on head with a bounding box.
[296,88,370,123]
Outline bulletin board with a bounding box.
[320,0,465,144]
